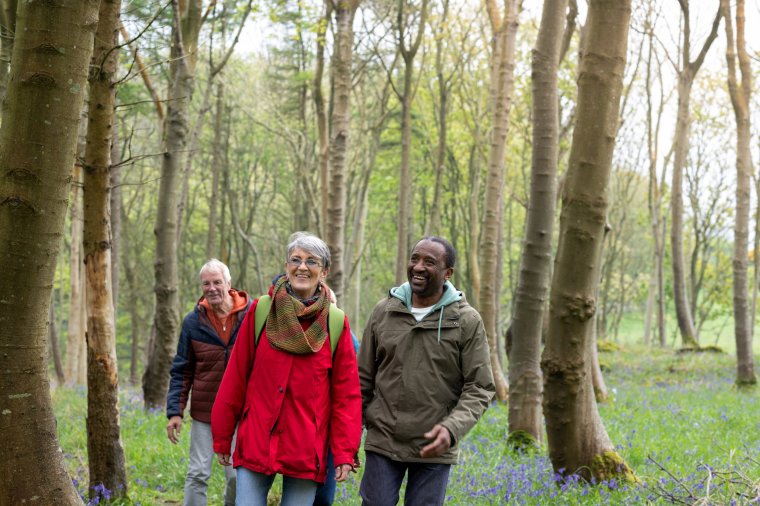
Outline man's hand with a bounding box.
[335,464,354,482]
[217,453,232,466]
[167,416,183,444]
[420,424,451,458]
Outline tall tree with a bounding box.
[722,0,756,386]
[82,0,127,498]
[669,1,722,349]
[49,297,66,386]
[507,0,566,447]
[143,0,203,408]
[66,165,87,384]
[642,1,669,347]
[0,0,100,503]
[480,0,519,403]
[393,0,428,284]
[541,0,637,482]
[325,0,361,304]
[424,0,452,237]
[0,0,16,101]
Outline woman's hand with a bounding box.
[334,463,354,482]
[216,453,232,466]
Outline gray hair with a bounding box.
[199,258,231,283]
[286,232,331,269]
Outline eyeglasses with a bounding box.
[287,257,323,269]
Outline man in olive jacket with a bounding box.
[358,236,495,505]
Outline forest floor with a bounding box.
[54,344,759,505]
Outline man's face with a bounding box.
[407,240,453,302]
[201,269,230,306]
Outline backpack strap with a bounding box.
[254,295,344,356]
[327,304,345,355]
[254,295,272,343]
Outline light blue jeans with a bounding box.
[185,420,236,506]
[236,467,318,506]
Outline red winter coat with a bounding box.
[211,297,362,483]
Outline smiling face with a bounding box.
[285,247,329,299]
[201,268,231,310]
[407,239,453,307]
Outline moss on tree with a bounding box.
[506,430,540,453]
[589,451,640,484]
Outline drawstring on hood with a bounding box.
[389,280,463,343]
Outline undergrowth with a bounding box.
[54,346,759,505]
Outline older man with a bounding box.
[358,236,495,505]
[166,259,251,506]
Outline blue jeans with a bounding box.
[313,449,336,505]
[184,420,236,506]
[236,467,318,506]
[359,451,451,506]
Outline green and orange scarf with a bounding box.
[265,275,330,354]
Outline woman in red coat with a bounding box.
[212,232,362,505]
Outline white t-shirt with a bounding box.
[410,305,434,322]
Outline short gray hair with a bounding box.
[199,258,231,283]
[286,232,330,269]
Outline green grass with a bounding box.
[55,346,759,505]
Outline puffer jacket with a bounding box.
[358,281,495,464]
[166,290,251,423]
[211,297,362,483]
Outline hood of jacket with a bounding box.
[389,280,462,342]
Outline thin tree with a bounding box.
[0,0,100,502]
[326,0,361,304]
[541,0,637,482]
[393,0,429,284]
[82,0,128,498]
[424,0,453,237]
[0,0,16,101]
[722,0,756,386]
[66,165,87,384]
[669,0,722,349]
[143,0,203,408]
[49,297,66,386]
[480,0,520,403]
[507,0,566,447]
[642,2,670,347]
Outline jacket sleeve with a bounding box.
[329,316,363,467]
[439,307,495,446]
[211,298,258,454]
[166,313,195,419]
[357,304,380,424]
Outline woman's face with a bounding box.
[285,247,329,299]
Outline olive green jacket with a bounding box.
[358,282,495,464]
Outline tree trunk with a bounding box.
[66,166,86,384]
[723,0,756,386]
[121,212,142,386]
[507,0,566,447]
[110,123,121,312]
[0,0,99,503]
[467,147,482,304]
[314,2,331,238]
[82,0,128,497]
[393,0,428,284]
[425,0,451,237]
[0,0,16,102]
[49,297,66,386]
[143,0,203,408]
[670,1,722,349]
[480,0,519,403]
[207,83,224,259]
[326,0,359,304]
[541,0,636,482]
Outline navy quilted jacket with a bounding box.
[166,290,251,423]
